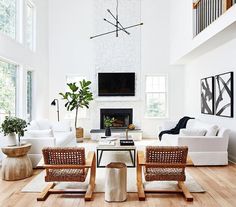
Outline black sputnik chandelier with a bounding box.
[90,0,143,39]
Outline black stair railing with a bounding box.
[193,0,234,36]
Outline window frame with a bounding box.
[0,0,18,40]
[24,0,36,51]
[0,57,20,121]
[26,70,34,122]
[144,74,169,119]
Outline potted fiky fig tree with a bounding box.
[1,116,27,146]
[104,116,115,137]
[59,80,93,142]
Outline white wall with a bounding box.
[185,38,236,162]
[48,0,186,138]
[0,0,49,119]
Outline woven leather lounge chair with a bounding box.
[137,146,193,201]
[37,147,96,201]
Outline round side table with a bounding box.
[1,143,33,181]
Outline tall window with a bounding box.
[25,1,35,50]
[145,76,168,118]
[27,70,33,122]
[0,0,16,39]
[0,60,17,122]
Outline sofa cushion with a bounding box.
[179,129,207,136]
[54,132,74,146]
[217,128,230,139]
[206,125,219,136]
[27,120,40,130]
[26,129,54,138]
[52,120,71,132]
[160,134,179,146]
[36,119,51,130]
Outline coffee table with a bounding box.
[96,140,136,168]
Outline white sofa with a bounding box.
[22,119,75,168]
[160,119,230,166]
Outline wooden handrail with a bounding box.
[193,0,233,9]
[193,0,201,9]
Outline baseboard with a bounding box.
[228,154,236,164]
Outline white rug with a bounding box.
[22,147,205,193]
[22,168,204,193]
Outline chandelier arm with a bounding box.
[107,9,130,35]
[104,18,130,35]
[90,23,143,39]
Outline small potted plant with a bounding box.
[59,80,93,142]
[104,116,115,137]
[1,116,27,146]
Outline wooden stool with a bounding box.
[105,162,127,202]
[1,143,33,181]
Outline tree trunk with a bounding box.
[75,107,79,129]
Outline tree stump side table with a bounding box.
[1,143,33,181]
[105,162,127,202]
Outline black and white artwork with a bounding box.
[215,72,234,118]
[201,77,214,115]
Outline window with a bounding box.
[26,70,33,122]
[25,1,35,50]
[145,76,168,118]
[0,60,17,122]
[0,0,16,39]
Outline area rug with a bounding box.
[22,143,205,193]
[22,169,204,193]
[22,166,204,193]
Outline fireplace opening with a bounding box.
[100,108,133,129]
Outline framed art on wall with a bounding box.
[215,72,234,118]
[201,76,214,115]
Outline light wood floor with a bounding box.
[1,163,236,207]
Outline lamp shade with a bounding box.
[51,99,56,106]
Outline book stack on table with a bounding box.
[120,140,134,146]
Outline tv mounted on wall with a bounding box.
[98,72,135,96]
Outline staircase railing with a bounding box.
[193,0,234,36]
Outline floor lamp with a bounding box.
[51,99,60,122]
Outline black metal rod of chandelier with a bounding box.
[90,0,143,39]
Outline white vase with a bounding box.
[6,133,17,146]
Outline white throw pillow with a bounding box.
[206,125,219,136]
[26,129,54,138]
[36,119,51,130]
[27,120,40,130]
[179,129,207,136]
[52,121,71,132]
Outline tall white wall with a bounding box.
[48,0,186,138]
[185,38,236,162]
[0,0,49,119]
[169,0,193,63]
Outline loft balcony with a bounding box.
[193,0,235,36]
[170,1,236,64]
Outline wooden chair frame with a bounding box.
[137,150,193,202]
[37,151,96,201]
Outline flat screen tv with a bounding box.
[98,73,135,96]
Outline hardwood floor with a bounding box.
[0,164,236,207]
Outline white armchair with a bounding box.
[160,119,229,166]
